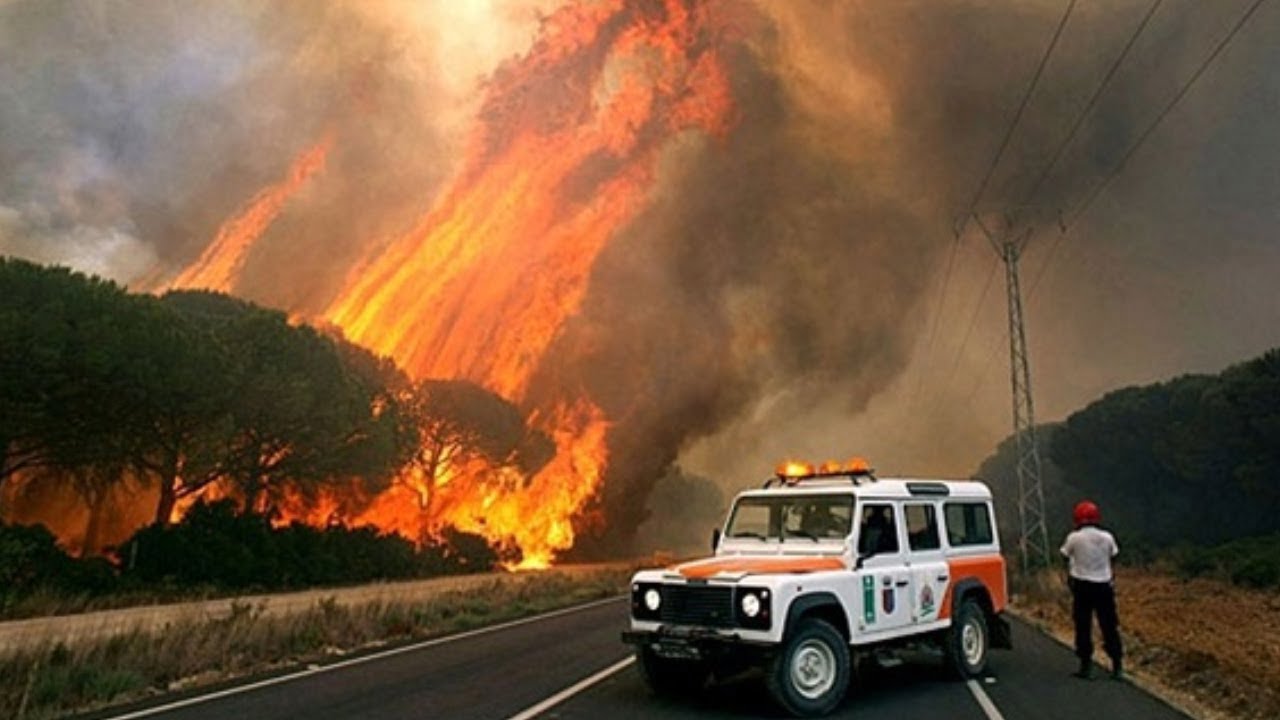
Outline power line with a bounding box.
[1062,0,1269,230]
[918,0,1077,411]
[954,0,1077,240]
[1015,0,1166,214]
[910,237,959,409]
[960,0,1269,405]
[1022,0,1268,305]
[943,254,999,388]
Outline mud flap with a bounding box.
[990,613,1012,650]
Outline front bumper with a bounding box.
[622,625,773,661]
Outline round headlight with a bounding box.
[741,592,761,618]
[643,588,661,612]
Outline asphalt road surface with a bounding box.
[87,597,1191,720]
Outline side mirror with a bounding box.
[854,549,873,570]
[711,527,722,552]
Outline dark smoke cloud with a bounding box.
[0,0,505,300]
[550,0,1280,554]
[4,1,1278,557]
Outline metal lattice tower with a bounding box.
[974,216,1051,572]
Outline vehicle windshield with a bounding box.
[724,494,854,542]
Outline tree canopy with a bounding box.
[1,258,556,566]
[1,259,406,543]
[977,347,1280,548]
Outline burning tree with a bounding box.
[0,262,410,550]
[156,291,408,520]
[401,379,553,524]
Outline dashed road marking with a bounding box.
[967,678,1007,720]
[504,656,635,720]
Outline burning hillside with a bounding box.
[3,0,950,565]
[15,0,1237,565]
[158,0,739,566]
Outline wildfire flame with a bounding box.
[167,0,738,568]
[167,132,336,293]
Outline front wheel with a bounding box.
[943,599,989,678]
[766,618,851,717]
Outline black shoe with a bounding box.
[1072,660,1093,680]
[1110,658,1124,680]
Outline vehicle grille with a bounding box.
[659,585,734,628]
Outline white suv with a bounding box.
[622,460,1011,717]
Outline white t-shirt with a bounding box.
[1060,526,1118,583]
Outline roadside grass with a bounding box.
[0,583,225,622]
[0,566,633,720]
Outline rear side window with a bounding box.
[944,502,993,547]
[905,504,941,551]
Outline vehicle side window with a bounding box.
[857,503,899,555]
[905,504,941,551]
[944,502,994,546]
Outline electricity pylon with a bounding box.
[973,214,1051,572]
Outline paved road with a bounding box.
[85,597,1191,720]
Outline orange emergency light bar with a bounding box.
[771,456,875,485]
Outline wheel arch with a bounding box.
[951,578,994,617]
[950,578,1011,650]
[783,592,850,642]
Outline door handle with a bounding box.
[894,580,909,587]
[937,575,949,582]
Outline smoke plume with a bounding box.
[3,0,1278,558]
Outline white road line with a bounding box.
[102,595,627,720]
[504,656,635,720]
[966,678,1007,720]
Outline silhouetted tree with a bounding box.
[402,379,552,519]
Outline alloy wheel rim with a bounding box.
[790,638,837,699]
[962,619,985,667]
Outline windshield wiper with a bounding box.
[729,531,768,541]
[784,528,819,542]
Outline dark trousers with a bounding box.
[1070,578,1122,662]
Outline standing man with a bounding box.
[1060,500,1123,680]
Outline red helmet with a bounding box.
[1073,500,1101,527]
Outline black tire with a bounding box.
[635,646,709,696]
[766,618,851,717]
[943,599,990,678]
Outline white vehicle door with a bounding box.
[903,501,948,625]
[853,502,912,635]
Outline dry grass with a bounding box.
[1013,567,1280,720]
[0,566,633,720]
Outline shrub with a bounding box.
[122,500,498,591]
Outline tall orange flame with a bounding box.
[323,0,734,566]
[164,1,737,568]
[168,133,336,293]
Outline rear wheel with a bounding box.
[944,599,989,678]
[766,618,850,717]
[635,646,709,696]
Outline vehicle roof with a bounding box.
[734,477,992,501]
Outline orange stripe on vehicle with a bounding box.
[674,557,846,580]
[938,555,1008,620]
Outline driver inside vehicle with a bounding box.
[858,505,898,555]
[799,504,842,538]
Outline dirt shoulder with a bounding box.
[1014,567,1280,720]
